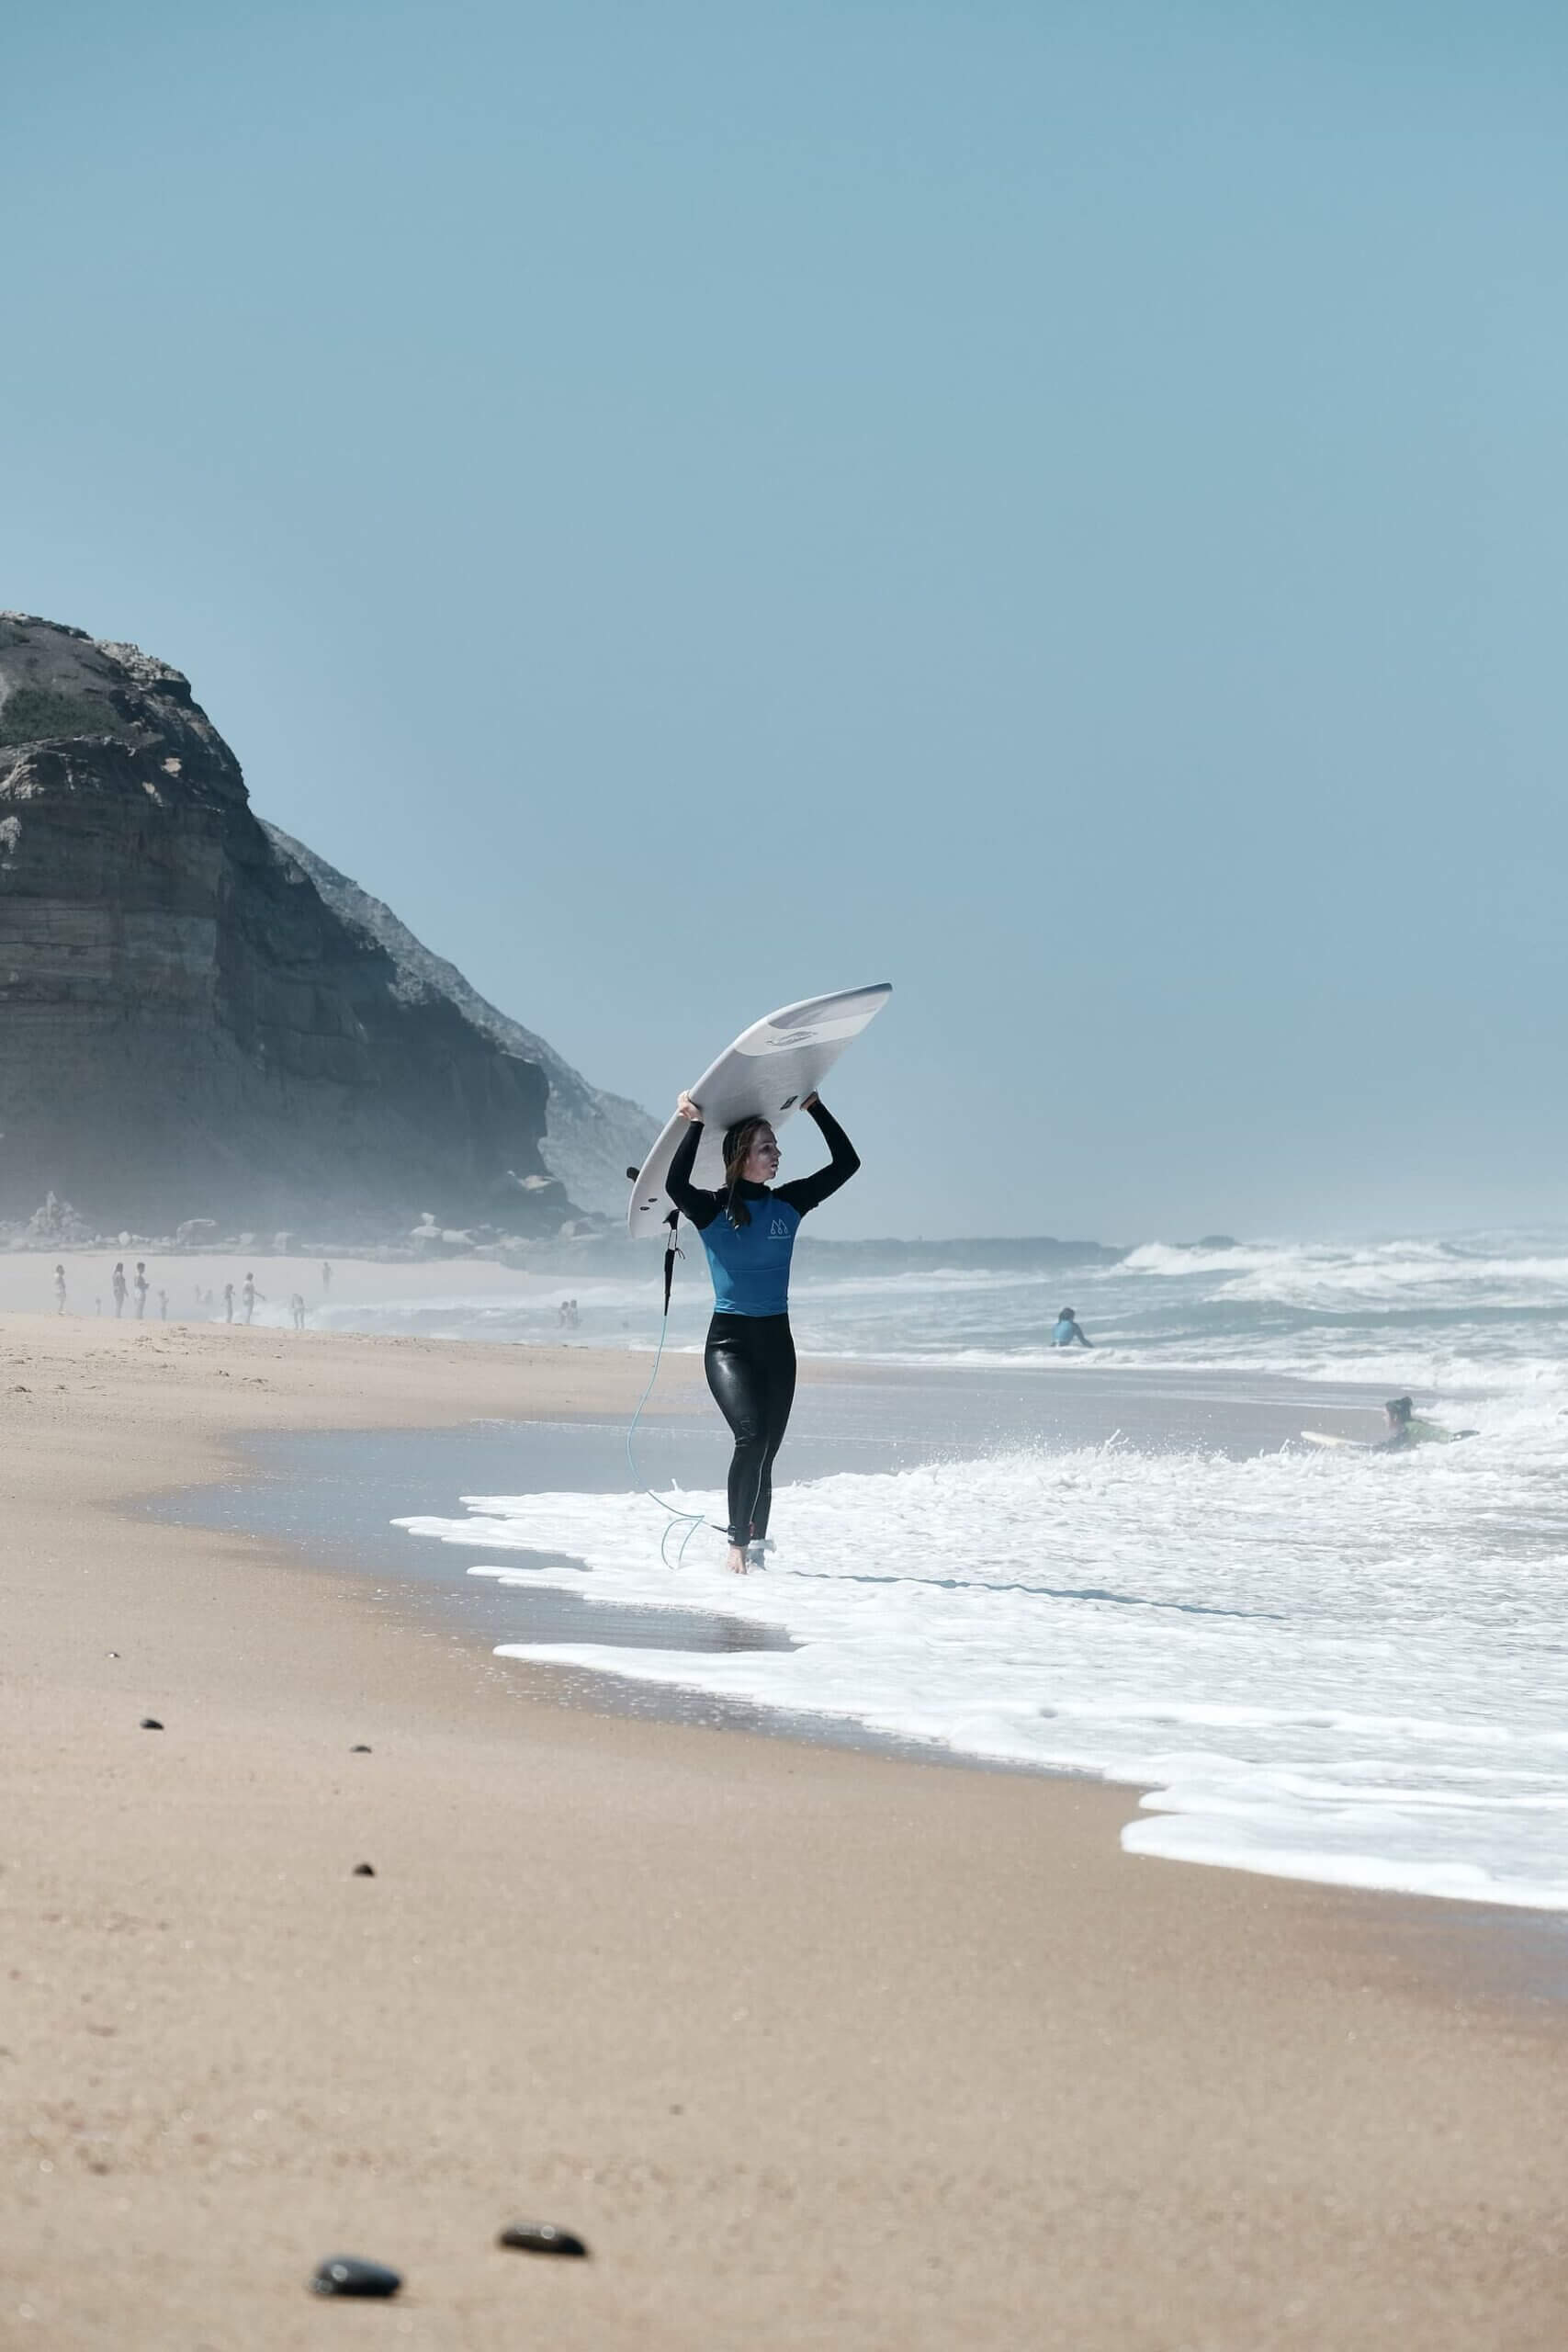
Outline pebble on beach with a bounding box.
[310,2256,402,2299]
[498,2222,589,2257]
[139,1717,163,1730]
[350,1743,372,1753]
[352,1862,376,1876]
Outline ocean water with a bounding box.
[382,1231,1568,1912]
[321,1227,1568,1393]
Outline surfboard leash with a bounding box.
[624,1206,709,1567]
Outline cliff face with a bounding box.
[0,615,570,1232]
[264,824,656,1219]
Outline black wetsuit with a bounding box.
[666,1102,859,1545]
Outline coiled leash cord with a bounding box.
[624,1207,709,1567]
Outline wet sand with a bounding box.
[3,1313,1565,2350]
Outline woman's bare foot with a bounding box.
[725,1543,749,1574]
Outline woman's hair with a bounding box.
[720,1117,772,1227]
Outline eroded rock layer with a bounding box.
[0,615,569,1232]
[264,822,655,1220]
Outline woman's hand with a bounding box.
[676,1091,703,1123]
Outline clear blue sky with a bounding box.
[7,2,1567,1238]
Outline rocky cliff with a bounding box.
[263,825,656,1220]
[0,615,577,1234]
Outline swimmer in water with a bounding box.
[1051,1307,1092,1348]
[666,1089,860,1573]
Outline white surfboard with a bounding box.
[1303,1424,1474,1451]
[627,983,892,1238]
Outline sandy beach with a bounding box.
[4,1309,1565,2351]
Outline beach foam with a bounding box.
[397,1392,1568,1911]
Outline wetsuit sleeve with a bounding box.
[774,1100,860,1217]
[664,1119,720,1229]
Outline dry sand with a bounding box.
[2,1311,1564,2351]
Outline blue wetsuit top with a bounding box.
[664,1102,860,1317]
[1052,1316,1091,1347]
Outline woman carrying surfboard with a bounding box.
[666,1090,860,1573]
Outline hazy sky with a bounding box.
[7,2,1568,1239]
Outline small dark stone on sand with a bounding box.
[350,1744,372,1753]
[310,2256,402,2299]
[107,1651,120,1658]
[352,1862,376,1876]
[498,2222,589,2257]
[140,1717,163,1731]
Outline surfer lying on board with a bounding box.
[1374,1396,1473,1450]
[667,1089,860,1573]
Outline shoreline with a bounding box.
[5,1314,1567,2347]
[155,1344,1552,1918]
[163,1417,1568,1955]
[148,1354,1408,1797]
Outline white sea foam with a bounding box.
[397,1389,1568,1911]
[377,1227,1568,1907]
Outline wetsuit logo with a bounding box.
[769,1217,790,1238]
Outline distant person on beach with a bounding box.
[668,1086,860,1574]
[53,1263,66,1315]
[321,1261,333,1293]
[133,1261,149,1319]
[1051,1308,1092,1348]
[243,1273,261,1325]
[111,1262,127,1317]
[222,1282,234,1324]
[157,1289,168,1321]
[289,1292,307,1331]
